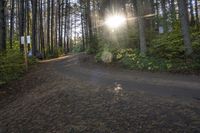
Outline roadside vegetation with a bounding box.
[95,28,200,73]
[0,41,37,85]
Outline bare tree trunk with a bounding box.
[170,0,176,27]
[87,0,93,50]
[31,0,38,56]
[64,0,68,53]
[9,0,15,49]
[57,0,62,47]
[39,0,45,57]
[55,1,58,49]
[161,0,168,33]
[61,0,64,47]
[137,0,147,55]
[195,0,199,29]
[0,0,6,51]
[51,0,54,53]
[19,0,25,52]
[189,0,195,25]
[155,0,160,32]
[26,0,31,50]
[66,0,70,52]
[47,0,50,52]
[81,13,85,50]
[178,0,193,56]
[84,4,89,49]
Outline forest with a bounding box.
[0,0,200,84]
[0,0,200,132]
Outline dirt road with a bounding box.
[0,54,200,133]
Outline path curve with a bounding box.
[0,53,200,133]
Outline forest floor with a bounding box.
[0,53,200,133]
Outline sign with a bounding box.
[21,36,31,45]
[21,36,25,44]
[27,36,31,44]
[159,26,164,34]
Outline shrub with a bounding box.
[114,48,200,73]
[0,41,37,85]
[72,44,84,53]
[0,49,25,85]
[149,30,200,60]
[149,31,184,59]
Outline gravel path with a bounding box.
[0,54,200,133]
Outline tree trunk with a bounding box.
[66,0,70,52]
[137,0,147,55]
[31,0,38,56]
[39,0,45,57]
[19,0,25,52]
[0,0,6,51]
[61,0,64,47]
[64,0,68,53]
[81,13,85,50]
[9,0,15,49]
[178,0,193,56]
[55,0,58,48]
[155,0,160,32]
[189,0,195,25]
[195,0,199,29]
[87,0,93,49]
[47,0,50,52]
[161,0,168,33]
[57,0,62,47]
[26,0,31,50]
[170,0,176,26]
[51,0,54,53]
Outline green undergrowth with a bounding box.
[95,30,200,74]
[0,43,37,86]
[114,48,200,73]
[72,44,84,53]
[149,30,200,59]
[45,47,66,59]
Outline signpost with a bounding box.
[21,35,31,71]
[27,35,31,44]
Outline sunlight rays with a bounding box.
[105,15,126,29]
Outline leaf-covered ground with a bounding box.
[0,54,200,133]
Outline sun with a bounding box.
[105,15,126,29]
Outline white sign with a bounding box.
[21,36,31,45]
[27,36,31,44]
[21,36,25,44]
[159,26,164,34]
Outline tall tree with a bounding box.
[47,0,51,52]
[39,0,45,57]
[161,0,168,33]
[9,0,15,49]
[86,0,93,50]
[178,0,193,55]
[64,0,68,53]
[0,0,6,51]
[57,0,62,47]
[137,0,147,54]
[51,0,55,53]
[31,0,38,56]
[19,0,25,51]
[189,0,195,25]
[170,0,177,26]
[194,0,199,29]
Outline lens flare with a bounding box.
[105,15,126,29]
